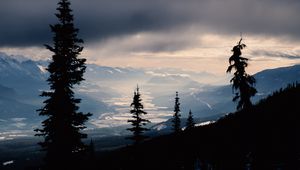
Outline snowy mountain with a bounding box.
[254,65,300,93]
[1,51,300,137]
[149,65,300,133]
[0,53,113,132]
[176,65,300,119]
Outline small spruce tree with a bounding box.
[172,91,181,133]
[226,38,257,110]
[127,85,150,145]
[185,109,195,130]
[35,0,91,168]
[88,139,95,159]
[88,138,96,168]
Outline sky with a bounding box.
[1,0,300,75]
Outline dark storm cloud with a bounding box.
[0,0,300,47]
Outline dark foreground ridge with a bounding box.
[96,83,300,170]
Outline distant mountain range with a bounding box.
[1,52,300,136]
[173,65,300,118]
[150,65,300,132]
[0,53,113,131]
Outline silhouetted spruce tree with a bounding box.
[172,91,181,133]
[88,139,95,159]
[185,109,195,130]
[226,38,257,110]
[127,86,150,145]
[88,138,96,168]
[35,0,91,168]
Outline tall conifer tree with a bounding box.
[172,91,181,133]
[127,86,150,145]
[35,0,91,168]
[185,109,195,130]
[226,38,257,110]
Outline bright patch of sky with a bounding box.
[1,34,300,76]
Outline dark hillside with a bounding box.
[98,83,300,170]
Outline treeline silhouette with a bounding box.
[1,0,298,169]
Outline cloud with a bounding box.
[86,30,201,55]
[1,0,300,47]
[251,50,300,60]
[145,71,190,78]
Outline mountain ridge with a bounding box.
[1,52,300,136]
